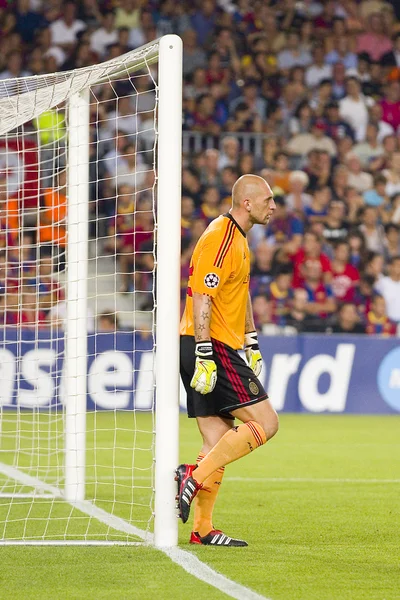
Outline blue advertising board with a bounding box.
[0,330,398,414]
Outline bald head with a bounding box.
[230,174,275,230]
[232,174,271,208]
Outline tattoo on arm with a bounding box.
[193,293,212,342]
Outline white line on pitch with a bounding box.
[225,477,400,483]
[0,540,143,546]
[88,475,400,484]
[5,473,399,485]
[0,462,271,600]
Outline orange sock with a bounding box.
[193,452,224,537]
[194,422,266,485]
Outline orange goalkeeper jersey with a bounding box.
[180,213,250,350]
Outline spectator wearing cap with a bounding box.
[286,119,337,157]
[305,45,332,89]
[339,77,375,142]
[356,13,393,63]
[374,255,400,323]
[324,100,355,142]
[352,123,384,168]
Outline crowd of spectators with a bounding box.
[0,0,400,335]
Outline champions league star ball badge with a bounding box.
[204,273,220,288]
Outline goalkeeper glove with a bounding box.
[190,342,217,395]
[244,331,263,377]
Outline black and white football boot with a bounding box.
[190,529,248,546]
[175,464,202,524]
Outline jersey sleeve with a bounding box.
[190,227,234,298]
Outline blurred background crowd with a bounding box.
[0,0,400,335]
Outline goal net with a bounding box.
[0,36,182,546]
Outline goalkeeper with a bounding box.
[178,174,279,546]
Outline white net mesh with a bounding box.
[0,41,160,543]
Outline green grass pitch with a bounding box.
[0,413,399,599]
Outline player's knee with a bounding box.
[258,409,279,441]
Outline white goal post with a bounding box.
[0,35,182,547]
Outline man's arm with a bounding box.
[244,293,262,376]
[190,292,217,394]
[245,292,256,334]
[193,292,212,342]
